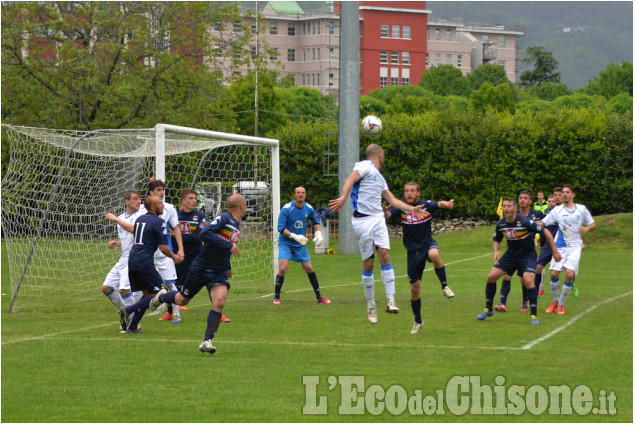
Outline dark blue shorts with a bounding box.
[406,239,440,284]
[180,269,230,299]
[128,268,164,294]
[494,251,537,276]
[537,244,553,267]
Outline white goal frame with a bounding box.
[2,124,280,313]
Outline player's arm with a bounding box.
[108,240,121,249]
[579,221,595,235]
[328,170,362,212]
[439,199,455,209]
[492,241,501,263]
[105,213,134,234]
[159,243,182,263]
[382,190,426,219]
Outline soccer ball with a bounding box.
[361,115,382,135]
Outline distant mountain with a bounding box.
[426,1,633,89]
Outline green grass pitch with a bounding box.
[1,213,632,422]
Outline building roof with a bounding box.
[267,1,304,13]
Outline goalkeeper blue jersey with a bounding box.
[278,201,319,248]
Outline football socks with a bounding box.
[434,267,448,289]
[485,281,497,311]
[274,274,284,299]
[307,272,322,299]
[550,278,561,302]
[559,280,573,306]
[380,264,395,301]
[411,298,422,324]
[500,279,511,305]
[104,288,125,310]
[527,286,538,316]
[362,270,375,308]
[204,310,223,341]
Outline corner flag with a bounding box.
[496,198,503,219]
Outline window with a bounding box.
[329,73,334,86]
[457,54,463,67]
[250,46,257,57]
[446,29,452,41]
[380,67,388,88]
[214,21,222,31]
[317,48,321,60]
[288,23,295,36]
[233,71,242,77]
[435,28,440,40]
[498,35,506,48]
[391,51,399,64]
[402,69,410,85]
[498,60,506,67]
[307,22,311,34]
[435,53,440,66]
[269,48,278,61]
[316,22,320,34]
[302,49,306,61]
[287,48,295,62]
[446,54,452,64]
[390,68,399,85]
[213,45,222,57]
[251,22,257,33]
[380,50,388,63]
[482,34,489,42]
[392,25,400,38]
[270,22,278,35]
[312,48,315,61]
[402,51,410,65]
[425,53,429,66]
[403,26,411,39]
[233,50,241,60]
[381,24,389,37]
[329,22,335,35]
[311,74,315,86]
[233,22,241,33]
[312,21,316,35]
[329,47,335,61]
[302,74,306,85]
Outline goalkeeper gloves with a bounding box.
[289,233,308,245]
[312,230,323,246]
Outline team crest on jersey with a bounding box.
[504,228,518,239]
[402,210,431,224]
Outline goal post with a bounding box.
[2,124,280,313]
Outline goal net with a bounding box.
[1,124,280,313]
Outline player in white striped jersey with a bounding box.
[329,144,426,325]
[537,184,595,315]
[104,190,142,332]
[139,179,184,323]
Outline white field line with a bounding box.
[5,335,522,351]
[521,291,633,350]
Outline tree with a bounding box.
[526,82,571,101]
[229,71,286,137]
[582,61,633,99]
[275,86,336,122]
[386,94,434,115]
[470,82,516,114]
[418,64,472,97]
[467,63,511,90]
[1,1,251,129]
[519,46,560,87]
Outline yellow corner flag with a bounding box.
[496,197,503,219]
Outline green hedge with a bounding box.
[273,107,632,218]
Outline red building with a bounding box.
[358,1,429,94]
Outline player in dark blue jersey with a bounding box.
[122,195,182,333]
[496,190,545,312]
[476,197,561,325]
[274,186,330,305]
[151,194,246,354]
[535,194,558,295]
[386,181,455,334]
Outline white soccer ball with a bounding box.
[361,115,383,135]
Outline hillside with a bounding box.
[426,1,633,89]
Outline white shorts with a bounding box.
[154,255,177,281]
[352,215,390,261]
[103,261,131,291]
[550,244,582,275]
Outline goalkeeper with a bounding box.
[274,186,331,305]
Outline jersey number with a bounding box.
[134,222,146,245]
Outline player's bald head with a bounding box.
[227,194,246,210]
[365,144,383,159]
[144,195,161,211]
